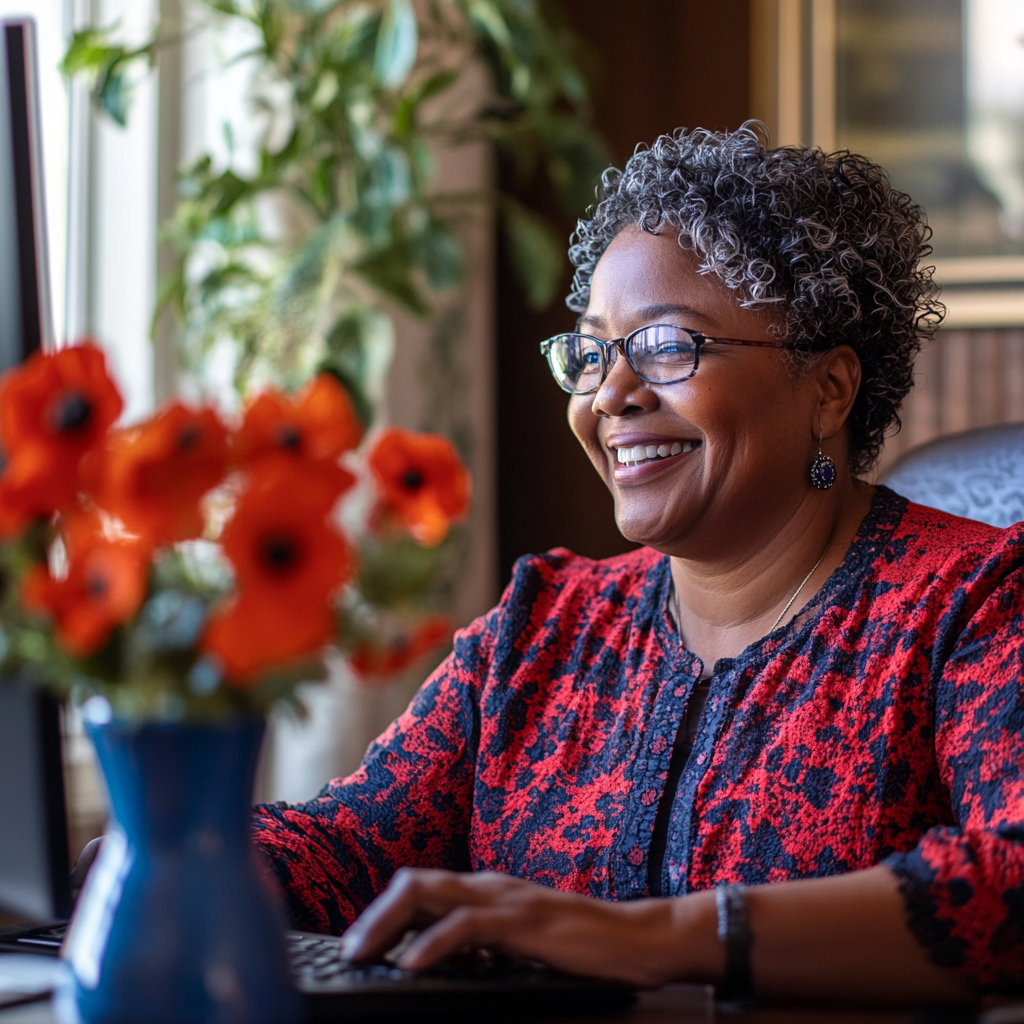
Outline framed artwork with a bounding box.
[751,0,1024,328]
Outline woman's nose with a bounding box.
[591,347,657,417]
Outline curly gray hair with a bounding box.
[566,125,945,474]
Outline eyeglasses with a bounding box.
[539,324,794,394]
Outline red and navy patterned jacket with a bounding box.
[253,488,1024,992]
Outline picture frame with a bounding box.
[750,0,1024,329]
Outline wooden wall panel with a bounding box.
[875,328,1024,476]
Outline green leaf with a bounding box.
[320,311,388,429]
[417,67,459,102]
[418,221,463,291]
[151,264,187,337]
[274,225,332,315]
[311,69,339,110]
[357,538,446,606]
[354,245,429,316]
[97,60,131,126]
[374,0,418,88]
[502,199,563,310]
[468,0,512,49]
[538,117,611,216]
[204,0,244,15]
[328,6,380,64]
[206,168,251,218]
[392,68,460,138]
[258,1,287,56]
[364,147,412,208]
[60,29,120,77]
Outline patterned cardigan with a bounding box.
[253,487,1024,992]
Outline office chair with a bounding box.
[881,422,1024,529]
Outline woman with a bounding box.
[254,126,1024,1004]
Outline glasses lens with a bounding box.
[629,325,697,382]
[546,334,603,392]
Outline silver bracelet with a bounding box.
[715,883,754,1005]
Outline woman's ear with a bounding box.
[812,345,862,439]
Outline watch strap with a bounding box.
[715,883,754,1005]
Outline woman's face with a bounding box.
[569,227,825,558]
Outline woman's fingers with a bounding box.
[339,868,693,987]
[396,904,521,970]
[340,868,495,960]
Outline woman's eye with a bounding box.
[582,351,601,366]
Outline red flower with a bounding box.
[235,374,362,468]
[202,459,354,684]
[349,615,453,680]
[368,428,470,547]
[21,532,148,656]
[202,593,337,686]
[0,343,123,536]
[88,402,230,547]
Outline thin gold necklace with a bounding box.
[670,542,831,643]
[767,545,829,633]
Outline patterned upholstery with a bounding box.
[882,423,1024,528]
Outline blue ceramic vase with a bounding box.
[60,717,302,1024]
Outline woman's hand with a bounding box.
[338,868,721,987]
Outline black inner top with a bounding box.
[646,677,711,897]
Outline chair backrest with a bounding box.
[881,422,1024,528]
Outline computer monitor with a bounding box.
[0,16,52,368]
[0,687,71,923]
[0,16,69,924]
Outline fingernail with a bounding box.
[339,936,357,959]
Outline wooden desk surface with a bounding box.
[0,984,1007,1024]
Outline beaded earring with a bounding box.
[809,424,836,490]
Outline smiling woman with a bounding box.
[252,126,1024,1007]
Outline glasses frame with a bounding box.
[539,324,795,394]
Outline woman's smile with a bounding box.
[607,436,701,481]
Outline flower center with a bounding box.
[177,425,201,450]
[261,534,301,574]
[402,470,424,490]
[86,573,108,598]
[50,391,93,433]
[276,425,302,450]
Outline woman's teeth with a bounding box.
[615,441,697,465]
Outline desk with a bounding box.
[0,984,1008,1024]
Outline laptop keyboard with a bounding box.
[1,923,635,1018]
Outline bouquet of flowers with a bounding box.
[0,342,470,719]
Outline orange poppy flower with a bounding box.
[349,614,453,680]
[368,429,470,547]
[0,343,123,536]
[235,374,362,468]
[202,459,355,684]
[21,534,148,657]
[202,595,337,686]
[88,402,230,547]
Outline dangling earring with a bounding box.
[809,423,836,490]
